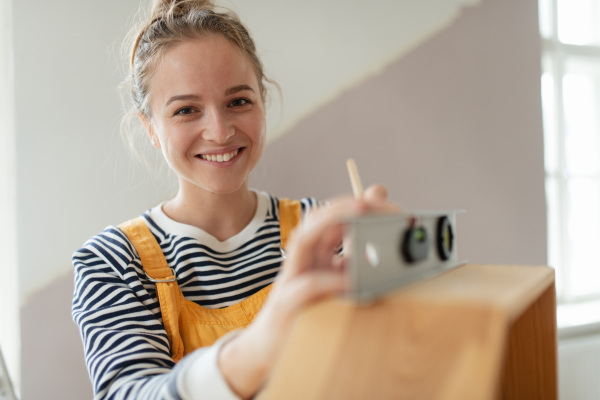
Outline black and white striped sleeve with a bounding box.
[72,226,182,400]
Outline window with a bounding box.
[540,0,600,303]
[0,0,19,391]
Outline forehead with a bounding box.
[150,35,259,100]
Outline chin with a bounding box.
[197,181,248,196]
[179,171,251,197]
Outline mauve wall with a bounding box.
[251,0,546,267]
[19,0,545,398]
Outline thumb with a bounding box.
[364,184,388,202]
[364,184,402,213]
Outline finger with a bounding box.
[300,197,365,238]
[364,184,388,202]
[279,270,347,314]
[364,184,402,213]
[284,198,366,275]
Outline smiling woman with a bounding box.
[71,1,392,399]
[142,36,267,220]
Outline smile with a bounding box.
[198,149,240,163]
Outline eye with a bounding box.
[229,98,252,107]
[174,107,196,116]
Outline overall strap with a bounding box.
[119,217,184,361]
[279,198,301,251]
[119,218,175,281]
[118,200,302,360]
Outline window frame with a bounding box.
[541,0,600,304]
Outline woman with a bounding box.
[72,0,392,398]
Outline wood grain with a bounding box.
[258,264,557,400]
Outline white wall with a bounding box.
[223,0,482,139]
[559,332,600,400]
[13,0,481,304]
[14,0,161,303]
[0,0,19,388]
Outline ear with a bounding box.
[138,113,161,149]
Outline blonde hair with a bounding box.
[128,0,269,117]
[120,0,274,180]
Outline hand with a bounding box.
[363,183,401,212]
[218,186,398,398]
[268,184,398,323]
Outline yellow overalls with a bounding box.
[119,199,301,363]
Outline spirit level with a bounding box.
[345,211,464,301]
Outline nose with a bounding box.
[202,107,234,143]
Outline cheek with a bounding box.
[252,119,266,157]
[256,120,266,143]
[157,123,196,153]
[250,112,266,143]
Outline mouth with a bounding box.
[196,148,242,163]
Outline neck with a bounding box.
[162,183,257,242]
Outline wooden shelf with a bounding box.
[258,264,557,400]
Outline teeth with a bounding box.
[201,149,238,163]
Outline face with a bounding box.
[145,35,266,196]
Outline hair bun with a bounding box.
[126,0,273,121]
[151,0,215,19]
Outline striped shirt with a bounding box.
[72,191,317,399]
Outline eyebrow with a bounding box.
[165,94,201,107]
[164,85,255,107]
[225,85,255,96]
